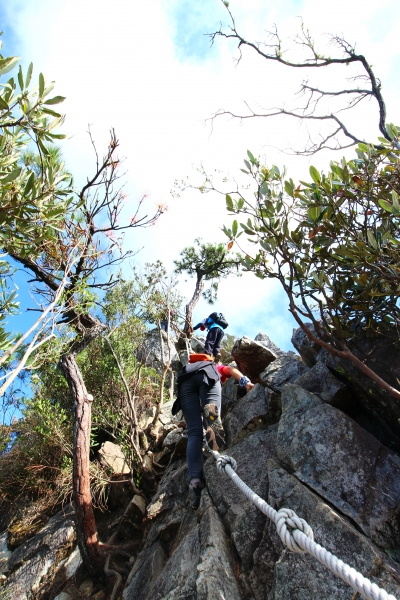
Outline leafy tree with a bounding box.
[0,42,72,355]
[174,238,241,337]
[218,140,400,406]
[0,44,164,576]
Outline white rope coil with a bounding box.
[208,449,397,600]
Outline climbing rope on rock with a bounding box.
[208,450,398,600]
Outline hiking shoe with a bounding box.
[189,481,203,509]
[203,404,225,451]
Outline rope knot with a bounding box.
[275,508,314,554]
[215,454,237,473]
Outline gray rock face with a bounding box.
[294,361,353,409]
[265,460,400,600]
[123,460,241,600]
[2,507,77,600]
[278,384,400,549]
[232,336,277,382]
[190,336,206,354]
[260,352,309,390]
[254,332,284,356]
[205,428,278,578]
[291,323,322,367]
[141,328,182,374]
[223,384,280,447]
[221,376,240,418]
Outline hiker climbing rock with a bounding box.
[193,311,228,359]
[172,357,253,509]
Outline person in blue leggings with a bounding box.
[172,359,253,509]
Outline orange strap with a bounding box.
[189,353,213,363]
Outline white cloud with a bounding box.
[4,0,400,351]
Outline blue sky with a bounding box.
[1,0,400,368]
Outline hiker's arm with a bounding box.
[223,366,254,392]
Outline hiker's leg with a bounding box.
[179,372,205,480]
[212,329,224,358]
[204,328,218,356]
[200,380,225,451]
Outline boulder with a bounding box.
[140,328,182,374]
[2,507,77,600]
[232,336,277,382]
[126,491,240,600]
[292,324,400,450]
[190,336,206,353]
[223,384,280,447]
[98,441,130,474]
[277,384,400,549]
[260,352,308,390]
[294,361,353,410]
[139,406,156,430]
[162,428,183,450]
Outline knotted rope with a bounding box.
[209,449,397,600]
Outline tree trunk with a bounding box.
[183,275,204,338]
[60,352,103,575]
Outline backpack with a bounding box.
[208,312,229,329]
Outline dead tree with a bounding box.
[209,2,397,155]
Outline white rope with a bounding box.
[209,450,397,600]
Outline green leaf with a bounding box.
[378,199,393,213]
[226,194,234,211]
[284,180,294,196]
[237,198,244,210]
[0,96,9,110]
[309,166,320,185]
[0,167,21,183]
[366,230,378,250]
[392,190,400,211]
[308,206,321,222]
[0,56,19,76]
[18,65,24,90]
[39,72,45,97]
[26,62,33,88]
[247,150,256,164]
[41,107,62,118]
[232,220,238,237]
[44,95,66,105]
[24,172,35,195]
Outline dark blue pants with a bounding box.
[204,327,224,357]
[179,372,221,480]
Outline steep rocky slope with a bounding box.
[2,331,400,600]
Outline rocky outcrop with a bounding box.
[277,384,400,550]
[121,332,400,599]
[4,331,400,600]
[141,328,182,374]
[291,323,400,450]
[260,352,308,390]
[232,336,277,382]
[1,506,79,600]
[224,384,280,447]
[294,361,353,409]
